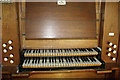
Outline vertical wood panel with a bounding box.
[98,2,105,48]
[19,2,26,50]
[2,3,20,65]
[117,2,120,66]
[102,2,119,63]
[0,4,2,64]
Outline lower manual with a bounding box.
[21,56,103,69]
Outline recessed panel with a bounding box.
[26,2,96,39]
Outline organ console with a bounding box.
[1,1,120,79]
[20,48,104,71]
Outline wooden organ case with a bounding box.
[1,1,120,79]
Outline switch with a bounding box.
[113,45,117,48]
[10,54,14,58]
[4,57,8,61]
[8,40,13,44]
[111,57,116,61]
[108,48,112,51]
[9,46,13,50]
[113,50,116,54]
[3,43,7,47]
[10,60,14,64]
[3,49,7,53]
[106,52,111,56]
[108,42,113,46]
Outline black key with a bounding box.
[89,57,94,62]
[92,57,96,61]
[26,50,29,53]
[90,57,95,62]
[35,58,37,63]
[25,58,28,63]
[61,57,64,62]
[77,57,80,62]
[75,49,78,52]
[45,57,47,63]
[81,57,85,62]
[74,57,78,62]
[82,57,86,62]
[55,57,56,63]
[54,49,56,53]
[68,57,71,62]
[38,58,40,63]
[69,49,71,52]
[33,49,35,53]
[87,48,93,52]
[70,58,73,62]
[86,57,90,62]
[42,57,44,63]
[49,57,51,63]
[65,57,68,62]
[83,49,86,52]
[59,57,61,62]
[81,49,84,52]
[79,49,81,51]
[83,57,87,62]
[39,49,40,53]
[32,58,34,63]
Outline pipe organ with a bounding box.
[1,1,120,79]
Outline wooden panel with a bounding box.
[2,72,11,79]
[25,39,98,49]
[96,1,102,39]
[2,3,20,65]
[101,2,119,63]
[29,72,104,78]
[118,2,120,66]
[0,5,1,38]
[98,2,105,48]
[26,2,96,39]
[0,4,2,64]
[19,2,26,50]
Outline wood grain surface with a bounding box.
[25,2,96,39]
[101,2,119,63]
[2,3,20,65]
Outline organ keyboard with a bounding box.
[20,47,105,71]
[23,48,99,57]
[22,57,102,68]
